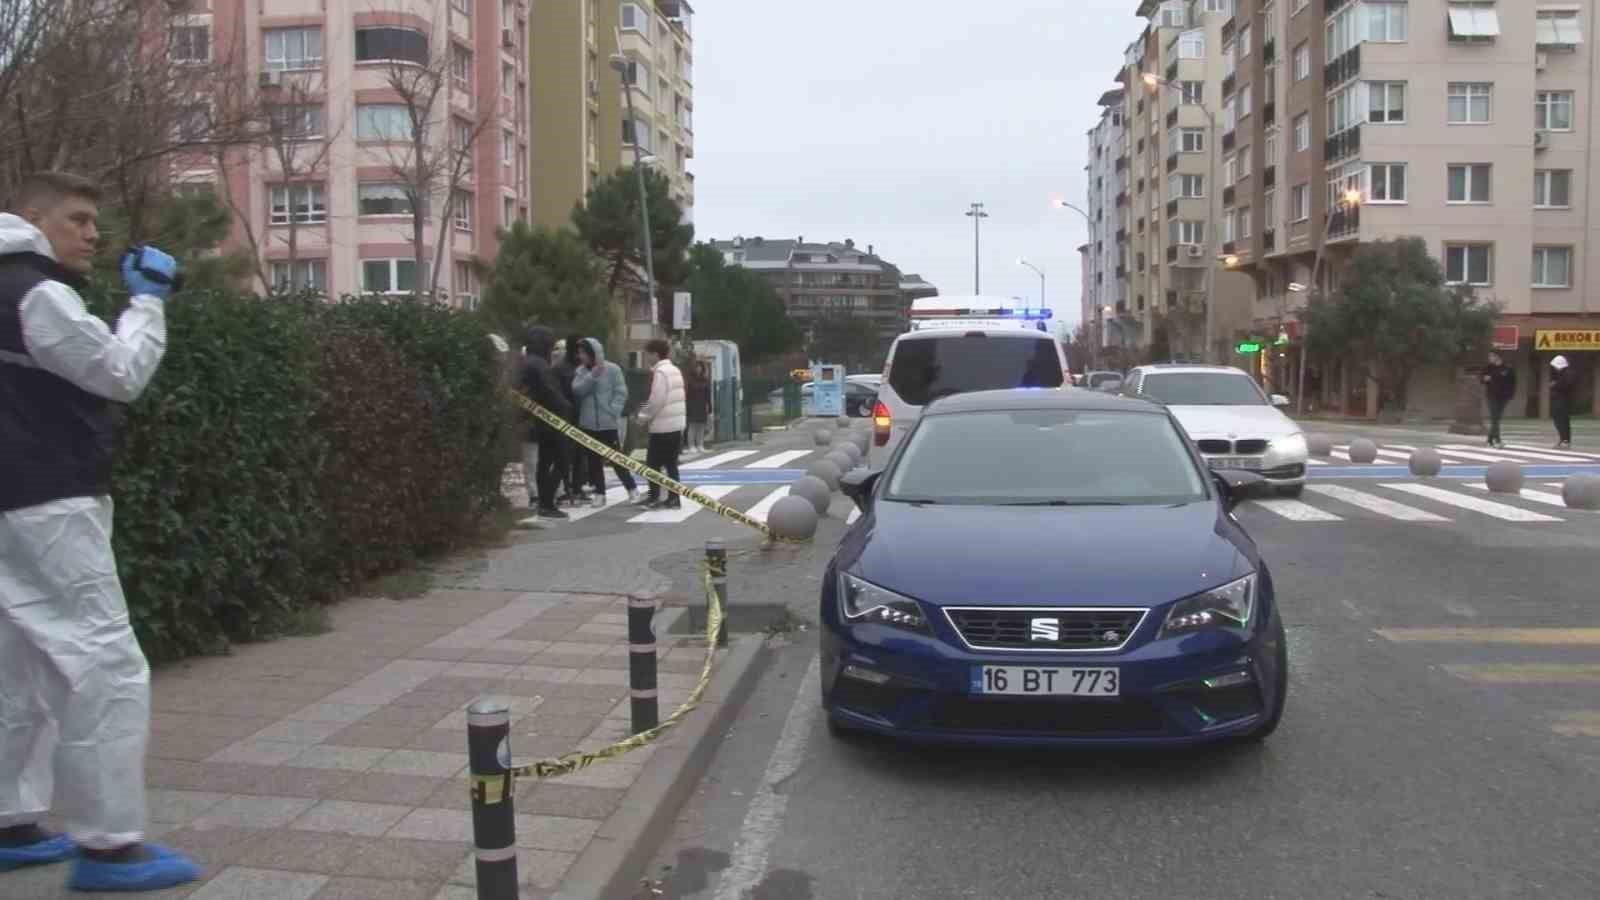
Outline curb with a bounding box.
[551,634,771,900]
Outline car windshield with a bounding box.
[1141,373,1267,406]
[1088,372,1120,388]
[884,409,1208,506]
[887,335,1064,407]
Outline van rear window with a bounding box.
[887,335,1064,407]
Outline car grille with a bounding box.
[1262,463,1305,479]
[1234,439,1269,455]
[1196,438,1269,455]
[925,696,1168,735]
[944,608,1146,652]
[1196,439,1232,454]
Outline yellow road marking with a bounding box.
[1443,664,1600,684]
[1377,628,1600,645]
[1552,711,1600,738]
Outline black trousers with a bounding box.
[529,436,564,509]
[1552,398,1572,443]
[645,431,682,503]
[1487,398,1507,444]
[581,428,637,494]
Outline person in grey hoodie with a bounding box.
[571,338,638,507]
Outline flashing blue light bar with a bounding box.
[911,307,1054,320]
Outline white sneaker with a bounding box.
[627,489,639,503]
[591,494,606,509]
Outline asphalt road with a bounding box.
[639,482,1600,900]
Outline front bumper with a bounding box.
[820,615,1281,749]
[1199,452,1307,486]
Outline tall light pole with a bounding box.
[1144,73,1219,363]
[965,202,988,293]
[611,53,657,330]
[1291,189,1364,413]
[1016,258,1045,307]
[1052,199,1096,367]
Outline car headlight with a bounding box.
[1159,573,1257,639]
[838,573,930,634]
[1271,432,1308,457]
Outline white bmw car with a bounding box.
[1121,364,1308,496]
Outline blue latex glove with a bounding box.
[121,245,181,299]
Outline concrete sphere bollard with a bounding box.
[825,450,855,473]
[790,476,833,516]
[1561,473,1600,510]
[768,495,820,540]
[836,442,863,466]
[813,427,834,447]
[806,459,843,491]
[853,431,870,455]
[1484,460,1525,494]
[1347,438,1379,464]
[1307,433,1333,457]
[1408,448,1443,477]
[836,416,851,429]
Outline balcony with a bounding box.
[1263,166,1276,188]
[1328,203,1361,240]
[1166,199,1179,216]
[1326,0,1353,12]
[1263,38,1276,65]
[1137,138,1146,154]
[1166,289,1178,308]
[1116,191,1130,207]
[1116,265,1129,279]
[1166,153,1179,173]
[1167,244,1180,263]
[1325,44,1360,88]
[1222,74,1236,98]
[1167,108,1179,128]
[1222,130,1236,150]
[1221,240,1237,255]
[1221,18,1236,42]
[1115,227,1128,243]
[1325,124,1361,162]
[1263,228,1276,252]
[1165,61,1178,82]
[1263,101,1276,123]
[1136,177,1146,193]
[1222,186,1236,206]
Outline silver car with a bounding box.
[1121,364,1308,496]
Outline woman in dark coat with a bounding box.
[1549,355,1576,449]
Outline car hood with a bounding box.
[1167,404,1299,439]
[847,501,1252,609]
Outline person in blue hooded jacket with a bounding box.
[572,338,638,506]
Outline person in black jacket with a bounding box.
[520,326,575,518]
[1480,351,1516,448]
[550,336,586,504]
[1549,355,1576,449]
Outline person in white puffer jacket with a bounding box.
[635,339,686,509]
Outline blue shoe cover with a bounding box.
[0,834,77,871]
[67,845,202,892]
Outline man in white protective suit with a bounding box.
[0,172,202,891]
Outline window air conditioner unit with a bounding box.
[1186,245,1205,258]
[1536,51,1549,70]
[501,28,515,48]
[258,70,283,89]
[1534,130,1551,151]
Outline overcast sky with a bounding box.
[691,0,1138,336]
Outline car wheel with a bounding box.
[1239,619,1289,743]
[1276,484,1305,498]
[825,713,859,739]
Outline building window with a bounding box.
[453,190,472,231]
[1536,91,1574,132]
[171,24,210,63]
[1293,0,1308,12]
[1534,169,1572,208]
[502,63,515,95]
[1264,187,1277,228]
[357,183,415,216]
[1237,83,1252,119]
[1223,42,1237,77]
[453,261,477,309]
[1327,84,1360,135]
[502,196,515,226]
[269,104,324,141]
[1368,163,1406,202]
[1236,144,1251,178]
[269,183,327,224]
[452,0,471,17]
[270,260,327,293]
[1238,23,1252,56]
[452,118,475,172]
[1326,4,1358,63]
[1367,82,1405,123]
[1366,1,1408,42]
[624,59,651,94]
[502,129,514,165]
[1536,10,1582,48]
[1293,42,1310,80]
[176,104,211,142]
[1447,164,1492,203]
[1447,82,1492,124]
[1291,184,1309,221]
[362,259,418,294]
[621,3,650,34]
[1160,0,1187,28]
[1180,128,1204,152]
[356,104,415,141]
[451,45,473,92]
[1533,247,1572,288]
[265,27,322,70]
[622,118,652,152]
[1444,244,1492,286]
[1169,173,1205,198]
[1178,30,1206,58]
[1221,209,1235,244]
[1168,219,1205,245]
[1293,113,1309,151]
[1265,126,1278,161]
[353,27,429,66]
[1447,2,1501,41]
[1239,206,1252,239]
[1180,81,1203,104]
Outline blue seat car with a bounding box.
[821,388,1288,747]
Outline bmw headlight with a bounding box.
[1272,432,1308,458]
[1159,573,1257,639]
[838,573,930,634]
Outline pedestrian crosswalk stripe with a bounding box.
[1551,712,1600,737]
[681,450,760,471]
[745,450,812,469]
[1463,482,1575,509]
[1251,497,1343,521]
[1377,628,1600,645]
[742,487,791,524]
[1304,483,1447,521]
[1443,664,1600,684]
[1441,444,1575,463]
[1507,444,1600,461]
[1381,482,1562,522]
[1306,458,1329,466]
[627,485,740,524]
[1329,449,1352,461]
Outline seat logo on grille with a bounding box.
[1029,618,1060,642]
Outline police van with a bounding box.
[870,297,1071,465]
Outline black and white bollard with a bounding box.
[467,699,517,900]
[706,539,729,647]
[628,596,659,735]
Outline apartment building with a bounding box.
[1084,88,1132,350]
[1227,0,1598,418]
[1100,0,1258,361]
[531,0,695,231]
[183,0,530,305]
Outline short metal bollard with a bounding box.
[628,596,659,735]
[467,699,517,900]
[706,539,729,647]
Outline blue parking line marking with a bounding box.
[679,469,805,485]
[1310,463,1600,479]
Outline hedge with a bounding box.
[81,288,516,663]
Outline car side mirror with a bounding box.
[1213,469,1267,511]
[1270,394,1291,407]
[840,468,882,512]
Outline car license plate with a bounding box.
[972,666,1120,696]
[1208,456,1262,470]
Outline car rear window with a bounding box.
[887,335,1064,407]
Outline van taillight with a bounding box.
[872,401,892,446]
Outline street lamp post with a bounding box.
[965,202,988,293]
[1291,189,1364,414]
[1052,199,1095,367]
[610,53,657,330]
[1017,258,1045,308]
[1144,73,1219,364]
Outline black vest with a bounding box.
[0,252,125,512]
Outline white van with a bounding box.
[870,301,1070,465]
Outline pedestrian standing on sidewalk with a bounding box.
[520,326,575,519]
[572,337,638,506]
[0,172,203,891]
[1481,351,1516,448]
[551,338,586,505]
[685,360,711,455]
[635,338,686,509]
[1549,355,1576,449]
